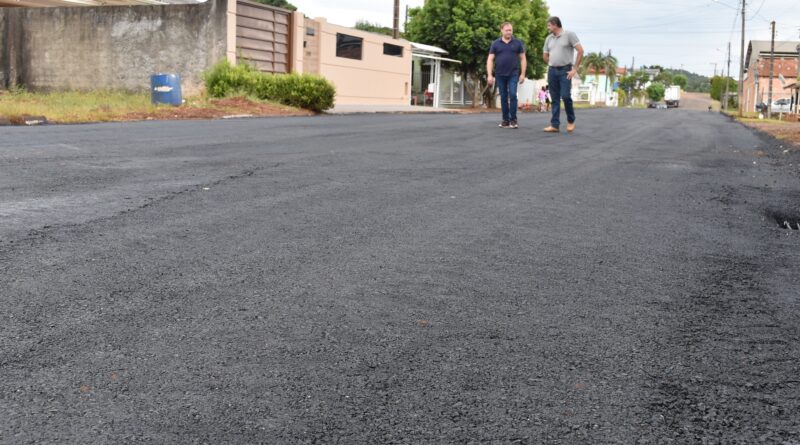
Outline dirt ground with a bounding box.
[740,120,800,148]
[122,97,314,121]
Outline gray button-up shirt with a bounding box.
[543,30,580,67]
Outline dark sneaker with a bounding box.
[510,119,518,129]
[499,121,510,128]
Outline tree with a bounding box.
[355,20,395,37]
[646,82,666,102]
[709,75,737,101]
[653,70,673,86]
[672,74,688,89]
[580,51,618,94]
[251,0,296,10]
[405,0,550,108]
[617,70,650,105]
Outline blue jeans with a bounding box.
[496,74,519,122]
[547,65,575,129]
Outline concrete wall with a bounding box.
[0,0,228,93]
[304,18,411,105]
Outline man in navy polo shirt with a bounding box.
[487,22,527,129]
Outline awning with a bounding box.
[410,42,461,64]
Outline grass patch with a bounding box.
[0,89,308,124]
[0,89,162,123]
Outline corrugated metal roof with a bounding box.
[746,40,800,69]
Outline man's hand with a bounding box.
[518,75,525,85]
[566,69,578,80]
[487,75,495,86]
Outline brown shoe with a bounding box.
[567,122,576,133]
[543,126,560,133]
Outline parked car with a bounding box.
[756,100,792,114]
[773,98,791,113]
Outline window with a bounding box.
[306,27,316,36]
[383,43,403,57]
[336,33,363,60]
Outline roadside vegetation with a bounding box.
[0,87,311,124]
[0,59,336,124]
[203,60,336,113]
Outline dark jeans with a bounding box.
[496,75,519,122]
[547,65,575,129]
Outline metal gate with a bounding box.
[236,1,291,73]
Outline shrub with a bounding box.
[204,60,336,112]
[646,82,666,102]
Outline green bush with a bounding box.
[646,82,666,102]
[204,60,335,112]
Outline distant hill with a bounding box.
[670,69,711,93]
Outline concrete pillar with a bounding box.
[291,11,304,73]
[226,0,237,64]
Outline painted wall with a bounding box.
[306,18,411,105]
[0,0,228,93]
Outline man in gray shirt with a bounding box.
[542,16,584,133]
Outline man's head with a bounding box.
[547,16,562,34]
[500,22,513,39]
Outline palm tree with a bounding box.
[580,51,619,97]
[601,51,619,94]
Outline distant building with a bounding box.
[741,40,799,113]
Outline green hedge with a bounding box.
[204,60,336,112]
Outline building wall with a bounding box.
[307,18,411,105]
[302,18,321,75]
[0,0,228,93]
[742,57,798,112]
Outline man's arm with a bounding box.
[568,43,584,80]
[487,53,496,85]
[543,51,549,65]
[518,52,527,84]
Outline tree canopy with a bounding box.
[405,0,550,106]
[646,82,666,102]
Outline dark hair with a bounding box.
[548,16,562,28]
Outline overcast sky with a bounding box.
[290,0,800,79]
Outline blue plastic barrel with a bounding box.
[150,73,182,106]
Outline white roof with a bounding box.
[410,42,449,55]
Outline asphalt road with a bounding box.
[1,109,799,444]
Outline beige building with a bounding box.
[299,18,412,106]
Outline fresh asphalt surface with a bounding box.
[1,109,799,444]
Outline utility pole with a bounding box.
[393,0,400,39]
[711,62,718,77]
[767,21,775,118]
[725,42,731,112]
[738,0,746,117]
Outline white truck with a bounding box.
[665,85,681,108]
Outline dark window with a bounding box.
[336,33,363,60]
[383,43,403,57]
[306,27,316,36]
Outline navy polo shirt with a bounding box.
[490,37,525,77]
